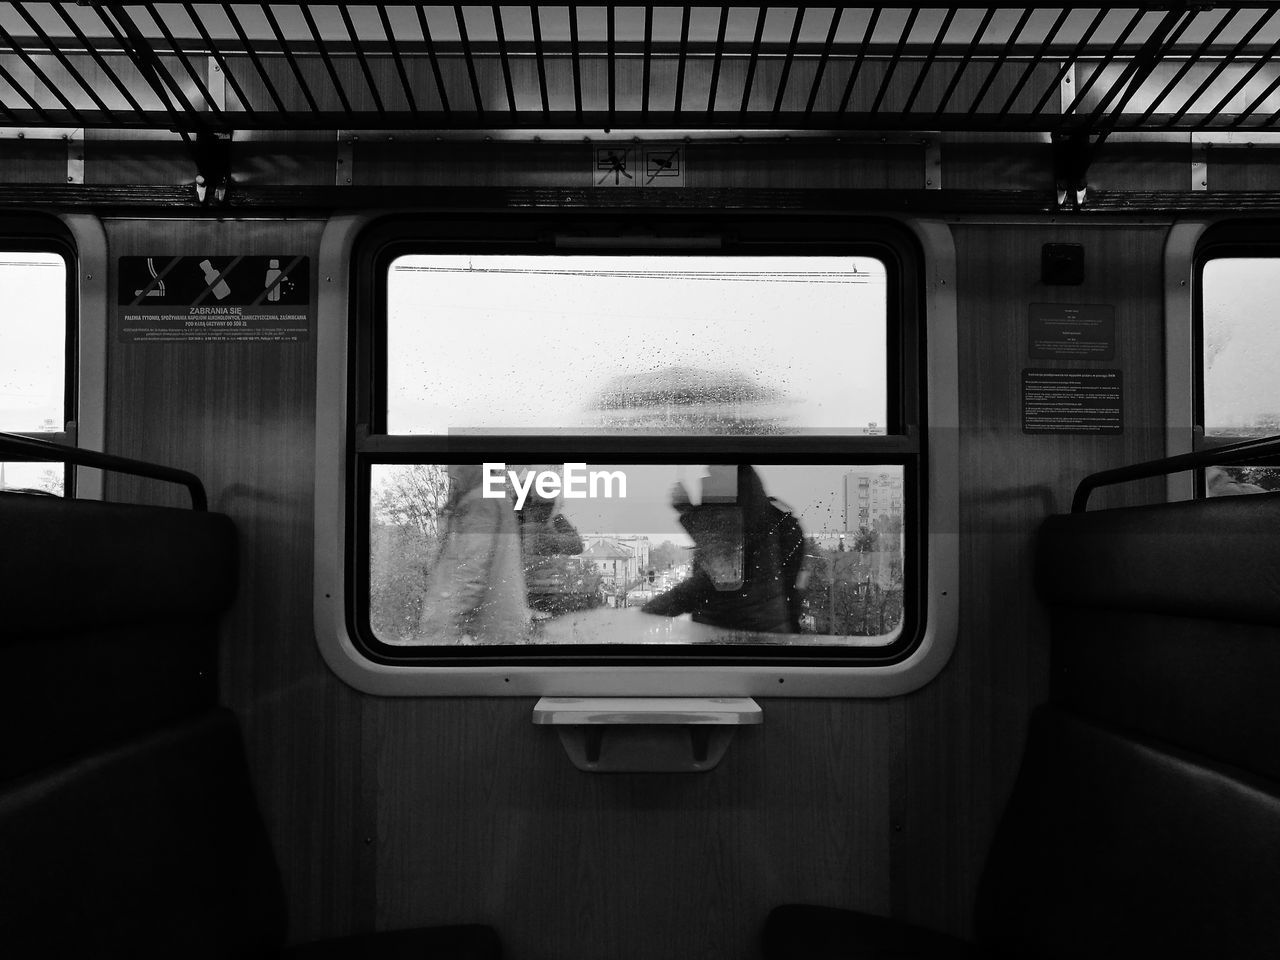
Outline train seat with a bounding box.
[0,490,500,958]
[763,904,980,959]
[764,492,1280,959]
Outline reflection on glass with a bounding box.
[0,252,66,433]
[369,463,906,647]
[1201,259,1280,496]
[386,255,887,436]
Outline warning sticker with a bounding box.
[117,255,310,342]
[643,146,684,186]
[1029,303,1116,360]
[1022,369,1123,435]
[594,147,635,187]
[591,143,686,188]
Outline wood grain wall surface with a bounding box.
[889,223,1168,934]
[103,214,1169,958]
[103,217,372,939]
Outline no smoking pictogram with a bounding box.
[591,144,686,188]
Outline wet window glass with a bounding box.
[359,235,921,660]
[385,255,887,436]
[369,463,907,647]
[0,251,67,495]
[1201,258,1280,496]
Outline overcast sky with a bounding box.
[0,253,66,431]
[1202,258,1280,431]
[0,254,66,489]
[551,463,901,541]
[387,254,887,436]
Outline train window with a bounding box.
[0,249,71,495]
[384,254,887,436]
[370,462,908,647]
[1198,249,1280,495]
[316,216,959,696]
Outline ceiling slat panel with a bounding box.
[0,4,1278,134]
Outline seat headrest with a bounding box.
[1038,494,1280,625]
[0,493,237,634]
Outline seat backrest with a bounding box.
[0,492,236,780]
[975,494,1280,959]
[0,492,288,953]
[0,708,289,954]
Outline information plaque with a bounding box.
[1022,369,1123,435]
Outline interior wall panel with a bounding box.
[84,132,194,185]
[1206,146,1280,191]
[349,140,923,189]
[370,698,894,960]
[0,137,67,184]
[0,0,1250,953]
[1089,140,1192,193]
[233,132,339,187]
[101,216,371,943]
[888,223,1168,936]
[99,208,904,958]
[100,204,1172,957]
[942,139,1053,192]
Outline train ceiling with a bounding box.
[1,3,1279,140]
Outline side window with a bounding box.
[1198,254,1280,496]
[349,220,925,667]
[0,247,72,496]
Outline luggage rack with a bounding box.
[2,3,1280,138]
[6,4,1280,208]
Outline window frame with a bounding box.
[0,217,79,495]
[1190,222,1280,497]
[313,211,960,696]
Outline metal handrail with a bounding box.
[0,431,208,511]
[1071,433,1280,513]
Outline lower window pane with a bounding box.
[0,252,67,433]
[0,461,65,496]
[1203,259,1280,439]
[1202,258,1280,497]
[369,463,908,647]
[1204,464,1280,496]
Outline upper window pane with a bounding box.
[1201,257,1280,495]
[1202,258,1280,438]
[386,254,887,436]
[0,251,67,434]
